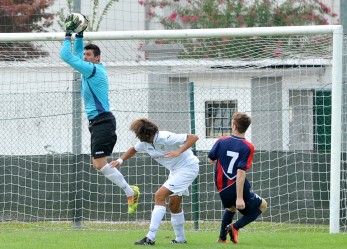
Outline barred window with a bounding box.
[205,100,238,138]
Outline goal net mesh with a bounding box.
[0,30,346,232]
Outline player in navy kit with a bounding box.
[208,112,267,244]
[60,13,139,214]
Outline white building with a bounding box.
[0,0,340,155]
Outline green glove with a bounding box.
[64,14,82,37]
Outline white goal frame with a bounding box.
[0,25,343,233]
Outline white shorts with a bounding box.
[163,163,199,196]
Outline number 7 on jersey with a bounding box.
[227,151,239,174]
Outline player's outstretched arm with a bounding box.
[164,134,199,158]
[110,147,137,168]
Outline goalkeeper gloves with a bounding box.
[64,13,84,37]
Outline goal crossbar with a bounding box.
[0,25,342,42]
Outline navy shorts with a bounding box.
[219,179,262,215]
[88,112,117,159]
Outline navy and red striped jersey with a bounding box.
[208,135,254,192]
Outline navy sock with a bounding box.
[219,209,235,240]
[234,209,262,230]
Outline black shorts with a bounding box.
[88,112,117,159]
[219,179,262,215]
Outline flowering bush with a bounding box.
[138,0,338,59]
[139,0,338,29]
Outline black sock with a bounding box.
[234,209,262,230]
[219,209,235,240]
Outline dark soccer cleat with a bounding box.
[226,224,239,244]
[171,239,187,244]
[134,237,155,245]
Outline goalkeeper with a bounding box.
[60,14,140,214]
[208,112,267,244]
[110,118,199,245]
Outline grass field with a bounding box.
[1,229,346,249]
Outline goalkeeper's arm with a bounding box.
[60,38,95,76]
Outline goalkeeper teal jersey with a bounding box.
[60,37,110,120]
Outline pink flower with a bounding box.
[318,1,331,14]
[159,1,168,8]
[275,41,283,47]
[155,39,166,44]
[192,16,199,22]
[301,15,315,21]
[220,37,229,43]
[273,48,282,57]
[237,15,244,21]
[181,15,191,23]
[147,8,155,18]
[168,11,178,22]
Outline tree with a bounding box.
[0,0,55,61]
[138,0,338,59]
[0,0,55,33]
[139,0,338,29]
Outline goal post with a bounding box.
[329,26,343,233]
[0,25,345,233]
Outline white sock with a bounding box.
[146,205,166,241]
[99,163,134,197]
[171,211,185,242]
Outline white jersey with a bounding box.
[134,131,199,172]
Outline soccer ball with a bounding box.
[71,13,88,34]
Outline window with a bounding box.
[205,100,238,138]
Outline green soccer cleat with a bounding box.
[128,185,140,214]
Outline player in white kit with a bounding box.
[110,118,199,245]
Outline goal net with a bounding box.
[0,26,345,233]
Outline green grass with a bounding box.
[0,230,346,249]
